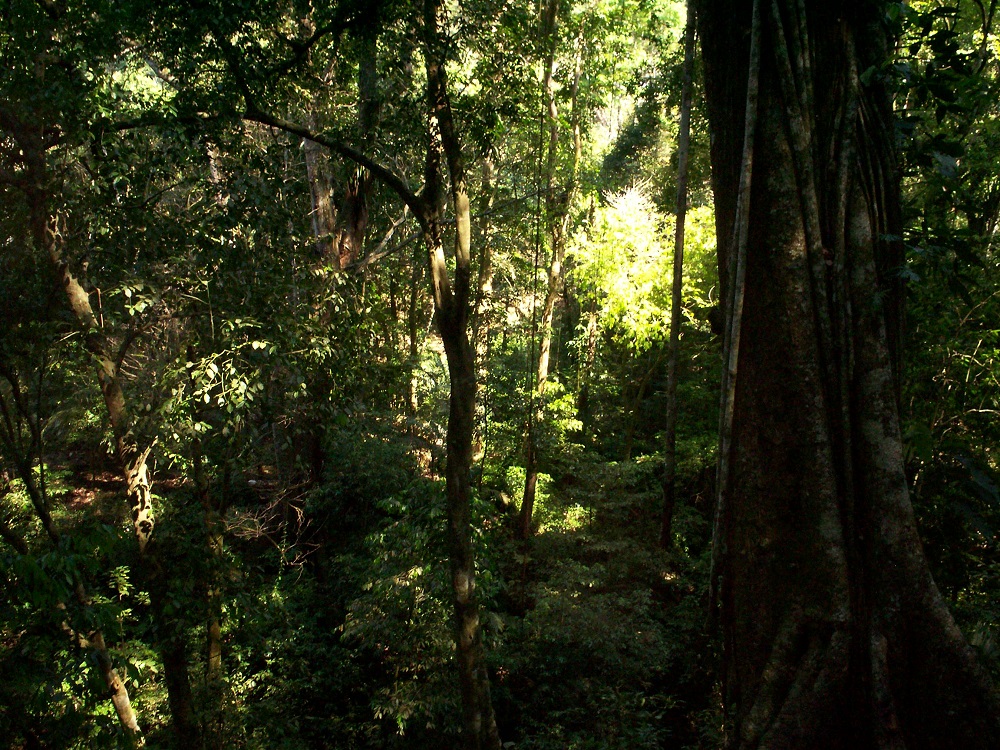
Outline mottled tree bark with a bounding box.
[5,162,147,742]
[0,384,143,745]
[304,126,338,259]
[698,0,1000,746]
[330,23,379,269]
[39,210,155,552]
[187,355,225,750]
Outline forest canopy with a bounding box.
[1,0,998,748]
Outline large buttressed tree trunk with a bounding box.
[698,0,1000,747]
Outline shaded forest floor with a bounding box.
[488,454,721,748]
[3,440,724,749]
[15,433,998,750]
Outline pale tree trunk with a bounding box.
[300,18,380,483]
[471,157,496,358]
[574,196,600,436]
[304,126,338,258]
[407,247,424,418]
[575,285,599,438]
[0,383,142,745]
[519,9,584,538]
[332,24,379,269]
[472,157,496,463]
[660,8,696,548]
[0,467,142,747]
[699,0,1000,746]
[27,160,203,748]
[41,211,155,552]
[301,17,379,267]
[12,177,147,743]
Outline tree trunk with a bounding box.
[407,247,423,418]
[15,178,146,742]
[698,0,1000,746]
[88,629,143,745]
[471,157,495,358]
[520,11,584,539]
[332,25,379,269]
[422,1,501,747]
[660,7,696,548]
[40,210,155,552]
[304,122,338,259]
[32,180,208,750]
[188,387,225,750]
[159,635,198,747]
[244,5,501,742]
[471,157,496,464]
[576,304,599,439]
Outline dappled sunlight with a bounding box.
[3,0,996,745]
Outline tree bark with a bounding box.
[698,0,1000,746]
[471,157,496,357]
[243,5,502,742]
[304,122,338,259]
[0,431,142,746]
[332,24,379,269]
[187,353,225,750]
[40,210,155,552]
[576,303,599,439]
[158,635,198,747]
[422,1,501,747]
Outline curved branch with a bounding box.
[243,107,425,226]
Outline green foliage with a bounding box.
[889,0,1000,677]
[4,0,998,746]
[568,187,715,380]
[489,455,717,749]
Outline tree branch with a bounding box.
[243,108,425,224]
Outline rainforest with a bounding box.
[1,1,999,748]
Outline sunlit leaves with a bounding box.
[569,186,715,352]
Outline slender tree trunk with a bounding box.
[0,416,143,745]
[29,173,203,749]
[304,122,338,259]
[188,378,224,750]
[243,5,502,742]
[422,1,501,746]
[520,13,584,538]
[332,25,379,269]
[660,8,696,548]
[471,157,496,357]
[159,636,198,747]
[576,304,599,438]
[16,177,146,742]
[407,248,423,418]
[698,1,1000,746]
[300,18,381,481]
[472,157,496,463]
[40,210,155,552]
